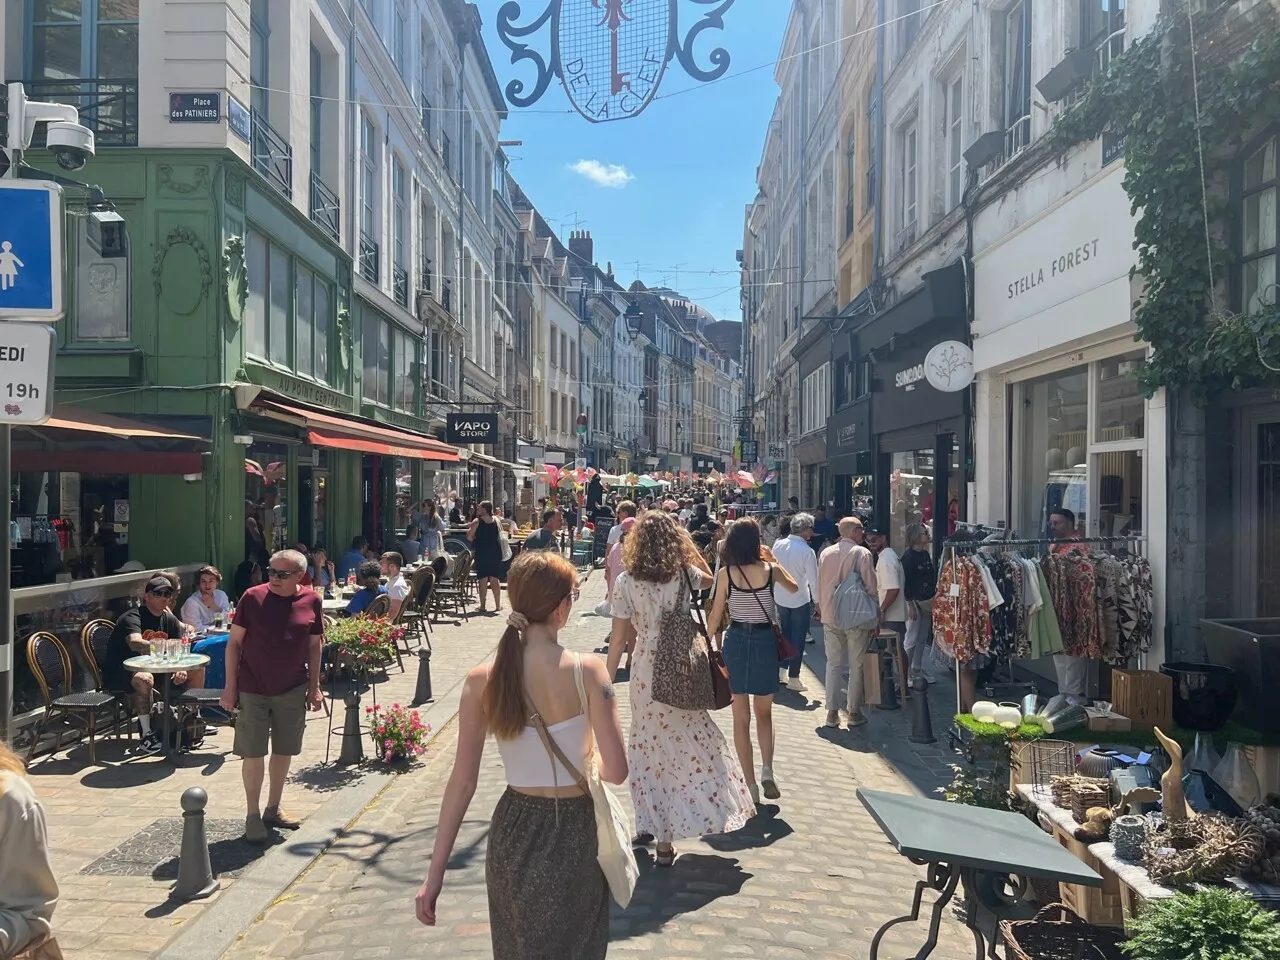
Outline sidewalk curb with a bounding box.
[159,644,492,960]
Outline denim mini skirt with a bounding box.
[723,623,780,696]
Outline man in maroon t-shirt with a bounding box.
[220,549,324,843]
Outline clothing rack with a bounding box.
[940,536,1148,706]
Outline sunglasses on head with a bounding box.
[267,568,296,579]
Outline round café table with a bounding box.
[123,653,210,758]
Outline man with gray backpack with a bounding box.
[816,517,880,728]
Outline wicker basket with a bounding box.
[1001,903,1128,960]
[1072,784,1111,824]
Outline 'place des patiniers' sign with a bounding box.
[496,0,737,123]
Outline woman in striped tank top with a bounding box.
[707,518,799,804]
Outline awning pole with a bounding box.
[0,424,12,747]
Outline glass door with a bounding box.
[1237,405,1280,616]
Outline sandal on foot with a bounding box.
[655,846,677,867]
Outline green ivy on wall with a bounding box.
[1050,15,1280,397]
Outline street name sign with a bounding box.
[0,181,63,320]
[0,324,55,424]
[169,92,221,123]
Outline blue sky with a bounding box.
[475,0,791,320]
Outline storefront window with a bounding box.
[1095,351,1145,443]
[362,314,390,406]
[1019,365,1088,539]
[297,449,328,551]
[10,471,131,584]
[394,328,415,413]
[1094,449,1142,538]
[245,443,288,562]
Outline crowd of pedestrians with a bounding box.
[418,493,926,958]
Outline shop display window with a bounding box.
[245,443,288,562]
[1015,354,1146,541]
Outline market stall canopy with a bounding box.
[12,406,208,474]
[246,394,460,462]
[635,475,664,490]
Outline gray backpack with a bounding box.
[833,551,880,630]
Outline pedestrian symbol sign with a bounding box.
[0,181,63,320]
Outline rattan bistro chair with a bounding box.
[432,551,472,621]
[396,567,435,651]
[26,631,117,764]
[80,618,135,744]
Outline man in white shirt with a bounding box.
[772,512,819,692]
[380,552,411,619]
[607,500,637,547]
[866,527,908,697]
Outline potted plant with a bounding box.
[366,703,431,764]
[326,615,404,673]
[1124,888,1280,960]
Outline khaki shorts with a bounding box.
[233,684,308,758]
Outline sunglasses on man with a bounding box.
[267,567,297,579]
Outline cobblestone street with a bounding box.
[218,574,978,960]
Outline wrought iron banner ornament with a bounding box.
[497,0,737,122]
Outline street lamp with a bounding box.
[624,299,644,340]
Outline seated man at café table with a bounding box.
[523,507,562,551]
[399,525,423,565]
[381,552,411,619]
[103,576,205,756]
[346,561,386,615]
[336,537,368,581]
[181,564,231,632]
[219,549,325,843]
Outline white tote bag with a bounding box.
[529,655,637,907]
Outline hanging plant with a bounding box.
[1049,14,1280,397]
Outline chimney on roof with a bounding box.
[569,230,594,265]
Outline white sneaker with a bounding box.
[779,668,788,684]
[786,677,804,693]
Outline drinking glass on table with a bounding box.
[148,638,159,659]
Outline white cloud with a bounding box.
[569,159,635,189]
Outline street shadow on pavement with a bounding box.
[612,849,751,941]
[702,806,794,852]
[27,742,228,789]
[288,761,371,793]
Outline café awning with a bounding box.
[248,395,461,462]
[11,407,207,474]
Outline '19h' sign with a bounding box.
[446,412,498,445]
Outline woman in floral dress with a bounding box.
[606,511,756,867]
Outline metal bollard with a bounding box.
[908,675,936,743]
[876,645,900,711]
[411,648,434,705]
[337,691,365,766]
[171,787,219,901]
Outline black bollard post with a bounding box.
[171,787,219,901]
[412,648,434,705]
[876,645,900,711]
[337,691,365,766]
[908,675,936,743]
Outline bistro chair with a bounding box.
[433,551,473,621]
[79,618,135,744]
[398,567,436,650]
[26,631,117,764]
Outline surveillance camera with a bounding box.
[45,120,95,171]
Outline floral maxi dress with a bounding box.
[611,569,757,843]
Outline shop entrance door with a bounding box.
[1238,406,1280,616]
[297,465,327,551]
[362,456,381,552]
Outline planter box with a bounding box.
[1201,618,1280,735]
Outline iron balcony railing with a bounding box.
[442,279,453,314]
[393,264,409,307]
[251,108,293,199]
[309,171,340,243]
[26,79,138,146]
[420,95,432,140]
[442,132,452,177]
[359,232,379,284]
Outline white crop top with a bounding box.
[497,713,591,788]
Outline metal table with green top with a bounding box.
[856,788,1103,959]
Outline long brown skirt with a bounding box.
[486,788,610,959]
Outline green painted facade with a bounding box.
[40,148,372,580]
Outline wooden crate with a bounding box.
[1111,669,1172,730]
[1047,818,1125,927]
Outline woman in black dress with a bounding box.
[468,500,504,613]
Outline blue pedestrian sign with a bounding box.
[0,181,63,320]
